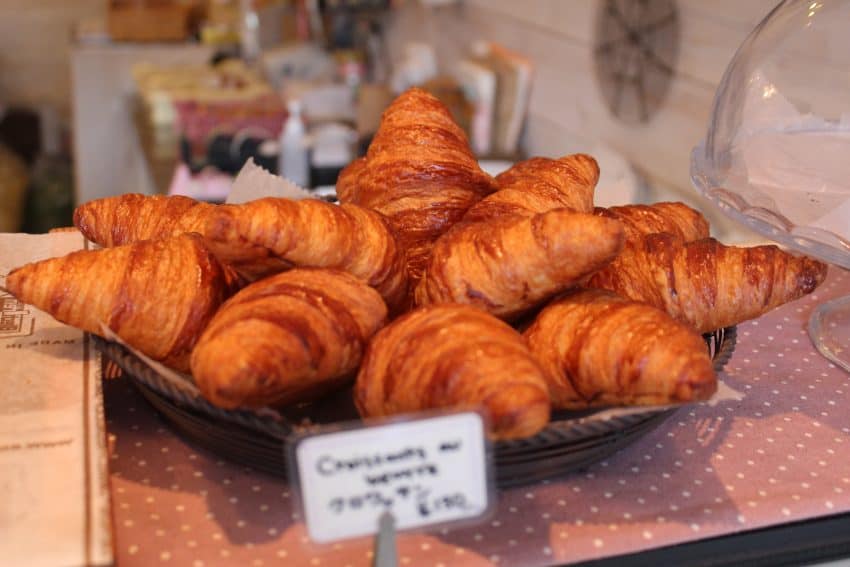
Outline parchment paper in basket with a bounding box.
[580,380,743,423]
[99,316,742,428]
[225,158,313,204]
[97,323,284,421]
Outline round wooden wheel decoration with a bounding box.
[594,0,680,124]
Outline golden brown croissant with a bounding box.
[463,154,598,223]
[335,156,366,204]
[4,233,236,371]
[415,209,625,320]
[74,193,212,245]
[589,233,828,333]
[202,197,408,312]
[336,88,497,288]
[191,268,387,409]
[594,201,710,244]
[354,303,550,440]
[524,289,717,408]
[73,193,284,281]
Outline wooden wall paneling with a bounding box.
[685,0,781,28]
[465,0,597,44]
[444,3,714,183]
[463,0,776,86]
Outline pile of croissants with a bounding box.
[5,88,828,440]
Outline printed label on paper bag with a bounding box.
[293,412,491,543]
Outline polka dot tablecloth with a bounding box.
[105,268,850,567]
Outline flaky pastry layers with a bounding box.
[463,154,599,223]
[589,233,828,333]
[74,193,212,245]
[202,198,408,312]
[355,303,550,440]
[415,209,624,320]
[593,201,710,244]
[73,193,285,281]
[191,269,387,409]
[336,88,497,288]
[524,289,717,408]
[5,233,237,371]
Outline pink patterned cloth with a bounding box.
[105,268,850,566]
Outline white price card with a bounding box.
[292,412,492,543]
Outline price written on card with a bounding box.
[294,412,491,543]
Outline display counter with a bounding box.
[103,267,850,566]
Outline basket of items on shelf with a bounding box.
[3,89,827,487]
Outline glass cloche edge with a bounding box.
[690,142,850,270]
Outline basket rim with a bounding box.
[94,325,737,451]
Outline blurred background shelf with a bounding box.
[0,0,784,242]
[71,43,213,203]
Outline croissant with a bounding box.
[202,198,408,312]
[4,233,236,371]
[335,156,366,204]
[524,289,717,408]
[589,233,828,333]
[594,201,710,244]
[191,268,387,409]
[73,193,285,281]
[463,154,598,223]
[354,304,550,440]
[73,193,211,245]
[336,88,497,288]
[415,209,625,320]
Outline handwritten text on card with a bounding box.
[294,412,490,543]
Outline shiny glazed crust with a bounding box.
[415,209,625,320]
[336,88,497,289]
[74,193,214,246]
[202,198,408,313]
[463,154,599,223]
[524,288,717,409]
[5,233,236,371]
[594,201,711,244]
[589,233,829,333]
[191,268,387,409]
[72,193,285,282]
[354,303,550,440]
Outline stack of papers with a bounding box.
[0,232,112,566]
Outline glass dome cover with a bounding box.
[691,0,850,270]
[691,0,850,372]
